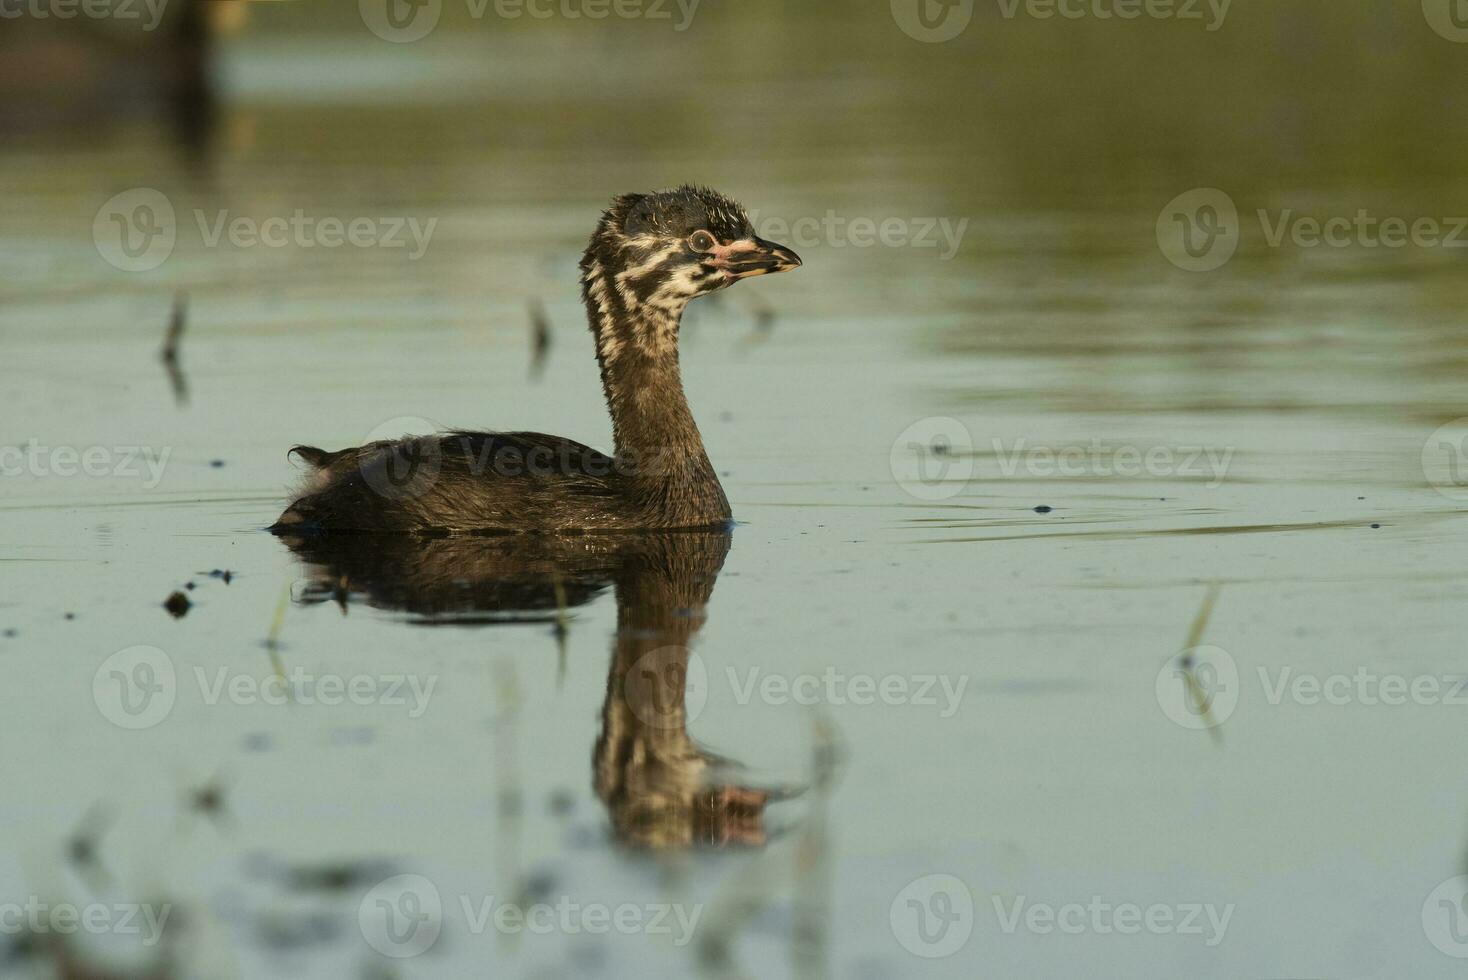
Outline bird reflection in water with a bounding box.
[276,529,779,850]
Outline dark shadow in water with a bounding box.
[276,530,778,850]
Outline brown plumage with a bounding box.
[272,187,800,534]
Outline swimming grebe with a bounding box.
[272,186,801,534]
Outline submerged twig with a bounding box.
[161,292,189,406]
[528,299,551,381]
[791,713,839,980]
[263,584,291,699]
[551,572,569,687]
[492,658,524,948]
[1178,583,1224,743]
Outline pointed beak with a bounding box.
[717,236,803,279]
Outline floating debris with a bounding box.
[1033,505,1053,514]
[253,909,341,951]
[518,867,559,905]
[241,732,272,752]
[66,803,115,892]
[184,771,231,827]
[548,788,575,816]
[280,858,398,894]
[160,292,189,407]
[163,591,191,618]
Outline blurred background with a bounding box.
[6,1,1468,978]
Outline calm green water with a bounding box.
[5,5,1468,978]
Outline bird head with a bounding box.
[581,186,802,314]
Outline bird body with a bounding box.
[273,187,799,534]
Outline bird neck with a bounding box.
[582,283,714,482]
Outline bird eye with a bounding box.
[689,230,716,252]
